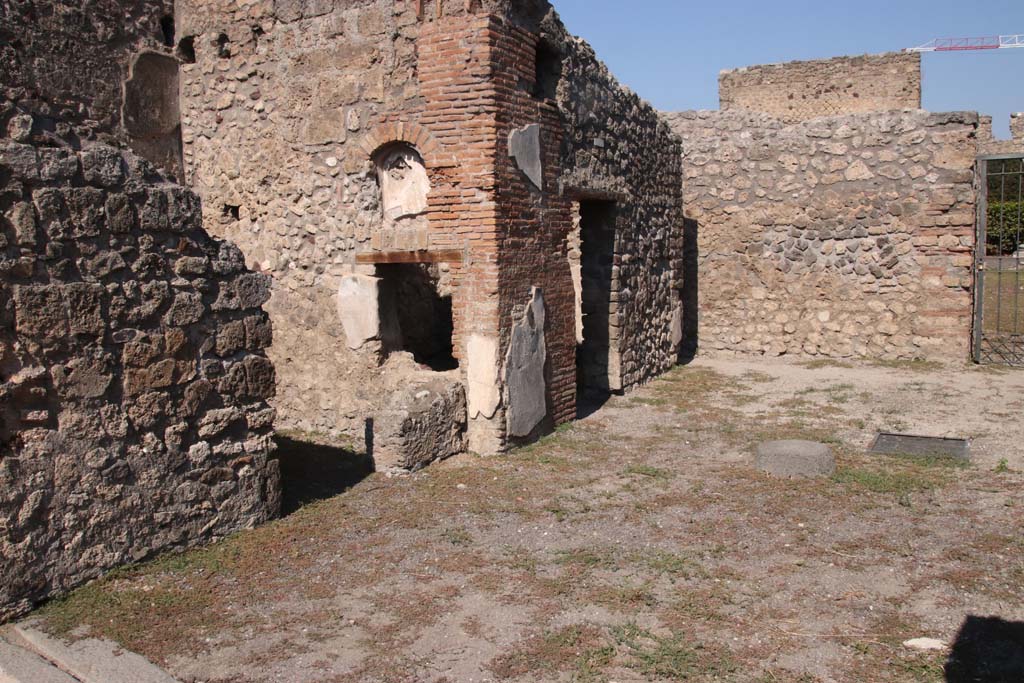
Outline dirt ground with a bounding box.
[33,356,1024,682]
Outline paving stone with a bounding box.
[13,623,180,683]
[0,636,78,683]
[754,440,836,478]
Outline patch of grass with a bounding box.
[624,464,673,480]
[741,370,775,383]
[555,547,620,571]
[869,358,945,372]
[441,527,472,546]
[799,359,854,369]
[640,550,704,579]
[832,453,963,496]
[612,622,733,679]
[994,458,1013,473]
[489,624,606,680]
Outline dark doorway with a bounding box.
[576,201,616,405]
[377,263,458,371]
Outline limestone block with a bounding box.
[508,123,543,190]
[337,274,381,350]
[373,375,467,471]
[505,287,547,438]
[466,334,500,420]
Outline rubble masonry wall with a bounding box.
[719,52,922,123]
[177,0,683,450]
[665,109,978,361]
[0,0,280,620]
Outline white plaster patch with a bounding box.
[466,334,500,420]
[337,274,381,350]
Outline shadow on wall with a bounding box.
[945,615,1024,682]
[678,217,699,364]
[273,434,374,515]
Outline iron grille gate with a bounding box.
[974,155,1024,366]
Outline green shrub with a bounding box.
[987,201,1024,254]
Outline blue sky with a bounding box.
[554,0,1024,138]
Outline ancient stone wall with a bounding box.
[0,0,184,179]
[0,0,280,621]
[978,114,1024,156]
[665,109,978,361]
[176,0,683,454]
[0,139,280,620]
[553,29,684,390]
[719,52,922,122]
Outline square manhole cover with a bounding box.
[869,432,970,461]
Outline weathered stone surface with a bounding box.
[755,440,836,478]
[719,52,921,123]
[505,288,547,438]
[376,145,429,221]
[13,623,180,683]
[373,373,467,471]
[508,123,543,190]
[0,636,78,683]
[337,274,381,350]
[175,0,683,453]
[0,142,279,621]
[665,108,976,362]
[466,334,500,420]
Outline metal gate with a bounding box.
[974,155,1024,365]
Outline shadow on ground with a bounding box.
[946,615,1024,682]
[273,434,374,515]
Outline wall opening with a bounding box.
[574,200,617,401]
[376,263,457,371]
[216,32,231,59]
[123,51,184,181]
[159,16,175,47]
[534,40,562,101]
[177,36,196,64]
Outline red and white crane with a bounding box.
[905,35,1024,52]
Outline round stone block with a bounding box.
[755,440,835,478]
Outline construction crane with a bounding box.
[905,35,1024,53]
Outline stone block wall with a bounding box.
[176,0,684,453]
[0,0,280,621]
[0,0,184,179]
[554,32,684,389]
[0,140,280,621]
[719,52,922,122]
[664,109,978,361]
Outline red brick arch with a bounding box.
[358,121,457,168]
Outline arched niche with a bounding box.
[123,51,184,180]
[374,143,430,223]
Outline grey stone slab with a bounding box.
[755,440,835,478]
[869,432,969,461]
[0,637,78,683]
[508,123,543,190]
[13,623,179,683]
[505,287,547,437]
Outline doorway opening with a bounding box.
[573,200,617,405]
[376,263,458,371]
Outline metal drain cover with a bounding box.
[869,432,970,461]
